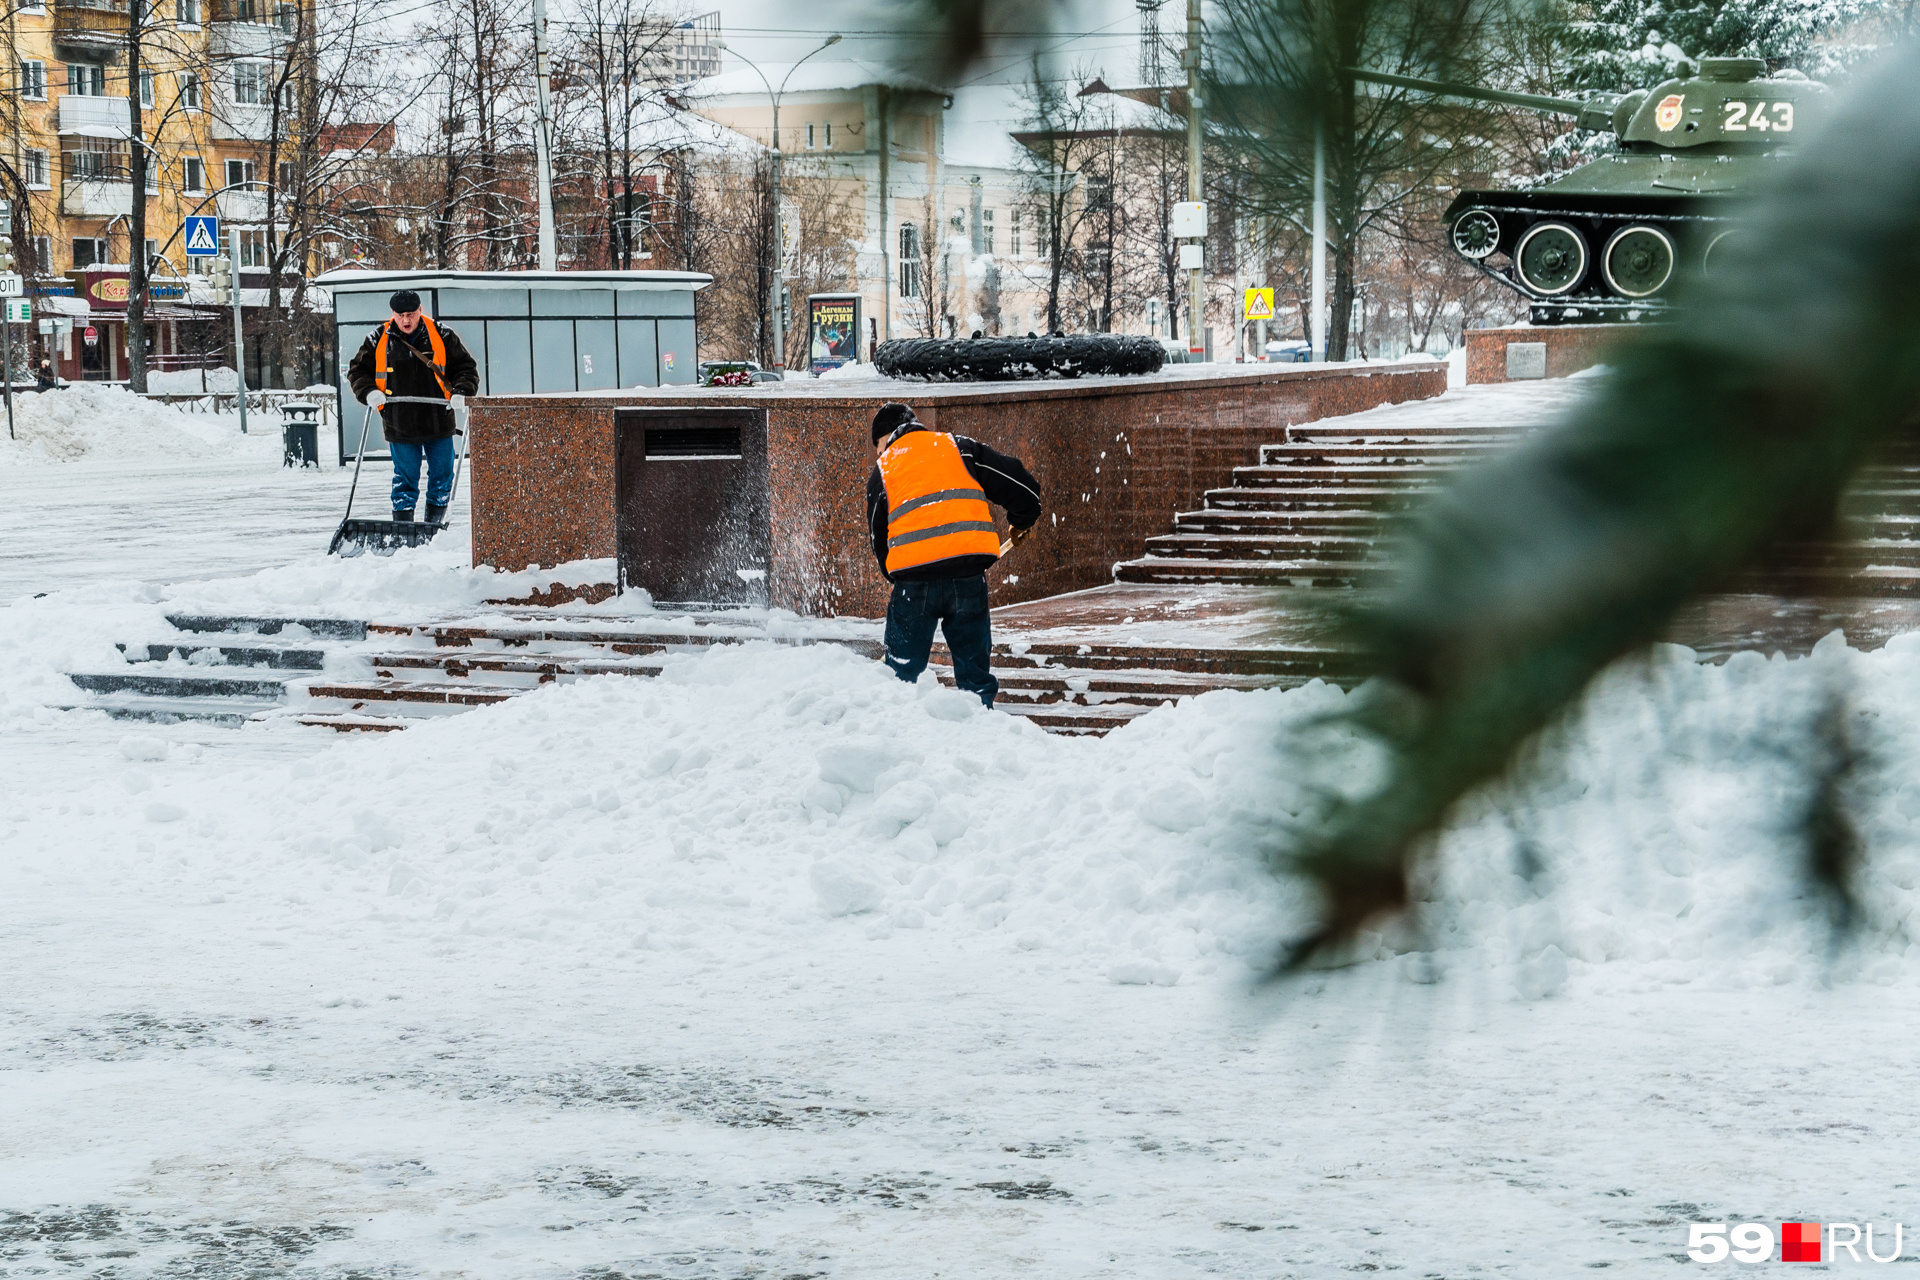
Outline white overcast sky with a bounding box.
[706,0,1151,88]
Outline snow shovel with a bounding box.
[328,396,472,557]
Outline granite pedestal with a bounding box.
[467,361,1447,618]
[1465,323,1642,385]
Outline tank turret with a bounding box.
[1353,60,1826,321]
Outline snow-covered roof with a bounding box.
[311,268,712,293]
[690,58,950,102]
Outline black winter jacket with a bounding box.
[867,425,1044,582]
[346,320,481,444]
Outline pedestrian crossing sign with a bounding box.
[185,215,221,257]
[1244,287,1275,321]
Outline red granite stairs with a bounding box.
[1116,414,1920,597]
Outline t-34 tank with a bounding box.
[1356,59,1825,322]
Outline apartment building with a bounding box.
[4,0,311,380]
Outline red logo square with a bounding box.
[1782,1222,1822,1262]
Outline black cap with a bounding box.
[389,289,422,314]
[872,401,917,444]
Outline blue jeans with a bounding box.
[884,574,998,706]
[390,437,455,515]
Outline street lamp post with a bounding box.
[719,33,842,370]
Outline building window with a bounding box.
[1011,208,1022,257]
[20,60,47,100]
[898,223,920,298]
[139,70,154,108]
[32,236,53,274]
[235,0,255,17]
[179,71,200,110]
[176,0,200,23]
[232,61,265,105]
[68,63,106,96]
[276,1,295,31]
[239,228,267,267]
[824,122,832,147]
[71,238,108,267]
[805,123,815,149]
[145,237,159,267]
[183,156,205,191]
[277,159,297,192]
[981,207,995,255]
[24,148,49,189]
[226,158,257,189]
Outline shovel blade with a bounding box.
[328,518,445,558]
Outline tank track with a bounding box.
[1445,190,1734,324]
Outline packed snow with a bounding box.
[0,383,278,465]
[2,376,1915,1274]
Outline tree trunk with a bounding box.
[1329,240,1356,361]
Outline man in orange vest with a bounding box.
[346,290,481,523]
[867,401,1041,705]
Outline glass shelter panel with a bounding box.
[575,320,618,391]
[616,319,658,387]
[532,321,576,392]
[485,320,533,394]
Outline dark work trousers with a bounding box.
[883,574,998,706]
[390,436,456,515]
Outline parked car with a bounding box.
[1265,340,1312,364]
[697,360,784,386]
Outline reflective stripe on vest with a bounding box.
[879,430,1003,574]
[374,315,452,399]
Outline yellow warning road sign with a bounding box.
[1244,287,1275,321]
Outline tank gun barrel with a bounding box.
[1350,68,1619,132]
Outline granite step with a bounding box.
[1232,464,1450,487]
[1144,532,1381,562]
[297,712,413,733]
[361,651,667,683]
[303,678,523,707]
[67,670,294,700]
[1114,557,1388,587]
[1202,486,1429,512]
[1171,508,1389,535]
[52,691,285,726]
[164,613,370,641]
[1282,422,1541,443]
[1257,442,1511,466]
[119,640,330,670]
[999,702,1155,736]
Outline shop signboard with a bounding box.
[807,293,861,374]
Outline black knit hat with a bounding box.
[871,401,917,443]
[389,289,422,314]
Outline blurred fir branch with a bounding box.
[1279,40,1920,966]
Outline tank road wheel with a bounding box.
[1701,229,1745,279]
[1514,222,1588,296]
[1602,225,1676,298]
[1451,209,1501,260]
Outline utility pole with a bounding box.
[230,227,249,435]
[0,199,14,440]
[1311,123,1327,362]
[1184,0,1206,360]
[531,0,558,271]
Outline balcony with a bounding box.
[216,187,271,223]
[57,94,132,138]
[52,0,127,59]
[63,179,135,217]
[210,101,281,141]
[209,18,287,56]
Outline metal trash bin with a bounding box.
[281,401,320,468]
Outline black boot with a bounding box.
[392,508,415,523]
[424,503,448,525]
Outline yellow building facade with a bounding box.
[4,0,308,379]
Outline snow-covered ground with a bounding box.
[4,377,1916,1276]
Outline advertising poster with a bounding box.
[808,294,861,374]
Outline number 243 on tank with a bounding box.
[1725,100,1794,131]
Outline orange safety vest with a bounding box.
[373,315,453,399]
[879,430,1003,575]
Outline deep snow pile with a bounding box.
[12,625,1916,996]
[0,384,263,464]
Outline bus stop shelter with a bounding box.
[314,268,712,462]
